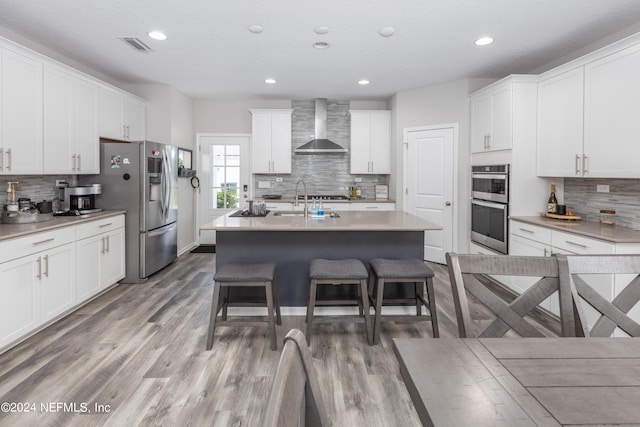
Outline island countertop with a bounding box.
[201,210,442,232]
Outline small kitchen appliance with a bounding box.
[60,185,103,214]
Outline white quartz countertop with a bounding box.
[510,215,640,243]
[0,210,126,242]
[203,210,441,231]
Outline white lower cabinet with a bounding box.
[76,215,125,303]
[0,242,75,349]
[509,220,622,326]
[0,214,125,352]
[0,255,39,348]
[40,243,76,322]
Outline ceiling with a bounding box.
[2,0,640,101]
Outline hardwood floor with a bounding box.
[0,252,553,426]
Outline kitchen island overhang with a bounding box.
[201,211,442,307]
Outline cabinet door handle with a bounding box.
[6,148,11,170]
[106,235,110,253]
[99,222,113,228]
[77,154,81,171]
[0,148,3,169]
[72,154,77,170]
[543,248,549,257]
[566,240,588,249]
[365,206,379,209]
[583,155,588,175]
[486,134,491,149]
[36,257,42,280]
[32,238,55,246]
[123,125,127,139]
[518,227,535,234]
[43,255,49,277]
[575,154,581,175]
[101,236,106,254]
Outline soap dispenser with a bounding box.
[6,182,19,212]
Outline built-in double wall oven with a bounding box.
[471,164,510,254]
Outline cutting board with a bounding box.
[541,212,582,220]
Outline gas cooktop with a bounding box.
[296,195,350,200]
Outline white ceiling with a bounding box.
[2,0,640,101]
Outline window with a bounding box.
[211,145,240,209]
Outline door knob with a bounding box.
[445,201,452,206]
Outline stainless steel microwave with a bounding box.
[471,164,509,204]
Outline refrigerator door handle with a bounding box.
[147,223,177,238]
[162,149,173,216]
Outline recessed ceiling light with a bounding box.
[147,31,167,41]
[248,25,263,34]
[314,26,330,35]
[379,27,395,37]
[358,79,370,85]
[313,41,330,50]
[475,36,494,46]
[265,78,277,84]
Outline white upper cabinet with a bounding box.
[537,35,640,178]
[349,110,391,174]
[536,68,584,177]
[0,48,43,174]
[99,87,146,141]
[44,65,99,174]
[584,43,640,178]
[470,82,512,153]
[250,109,292,174]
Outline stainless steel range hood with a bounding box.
[295,99,348,154]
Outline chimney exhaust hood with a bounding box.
[294,99,348,154]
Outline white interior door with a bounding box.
[405,125,455,264]
[197,133,250,244]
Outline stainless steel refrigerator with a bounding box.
[82,140,178,283]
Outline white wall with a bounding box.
[390,79,479,252]
[193,99,291,133]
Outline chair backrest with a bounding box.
[262,329,328,427]
[446,252,575,338]
[557,254,640,337]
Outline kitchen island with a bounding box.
[201,210,441,306]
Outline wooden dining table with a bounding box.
[393,337,640,427]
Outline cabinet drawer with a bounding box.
[551,230,614,254]
[75,215,125,241]
[510,221,552,245]
[0,227,75,263]
[350,203,395,211]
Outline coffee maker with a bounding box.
[60,185,102,214]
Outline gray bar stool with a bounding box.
[368,258,439,344]
[306,259,373,346]
[206,262,282,351]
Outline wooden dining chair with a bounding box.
[446,252,575,338]
[557,254,640,337]
[262,329,329,427]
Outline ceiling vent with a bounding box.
[119,37,153,53]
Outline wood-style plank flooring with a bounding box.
[0,251,554,426]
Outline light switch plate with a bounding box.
[258,181,271,189]
[275,177,283,183]
[355,177,362,183]
[596,184,610,193]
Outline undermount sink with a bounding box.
[272,210,306,217]
[272,210,340,218]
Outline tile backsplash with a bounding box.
[253,100,390,199]
[565,178,640,229]
[1,175,77,211]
